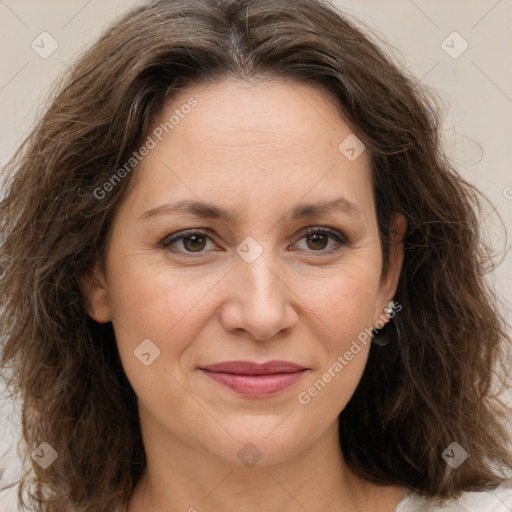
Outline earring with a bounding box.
[371,300,395,347]
[384,300,395,316]
[371,329,390,347]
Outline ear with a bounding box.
[374,213,407,319]
[78,260,112,323]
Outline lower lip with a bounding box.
[200,369,307,397]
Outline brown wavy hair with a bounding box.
[1,0,511,510]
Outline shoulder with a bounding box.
[396,479,512,512]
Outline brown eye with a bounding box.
[182,234,207,252]
[162,227,346,257]
[306,232,329,251]
[162,229,215,254]
[293,227,347,253]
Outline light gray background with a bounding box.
[1,1,511,510]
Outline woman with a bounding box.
[1,0,511,511]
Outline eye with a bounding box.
[161,226,347,256]
[161,229,216,254]
[291,227,347,253]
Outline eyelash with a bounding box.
[160,227,348,256]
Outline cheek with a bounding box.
[297,344,370,427]
[107,250,222,336]
[294,271,377,417]
[106,234,381,373]
[104,256,224,395]
[107,241,382,356]
[304,256,382,335]
[105,257,215,419]
[295,257,380,402]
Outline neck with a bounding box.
[128,415,404,512]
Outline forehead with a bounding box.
[156,78,349,148]
[120,77,374,221]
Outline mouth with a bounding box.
[199,360,308,397]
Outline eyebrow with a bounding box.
[139,196,364,222]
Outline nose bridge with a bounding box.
[243,250,280,301]
[239,239,284,307]
[222,236,296,340]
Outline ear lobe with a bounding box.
[78,261,112,323]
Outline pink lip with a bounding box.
[200,360,308,397]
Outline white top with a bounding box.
[393,478,512,511]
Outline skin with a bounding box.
[81,77,408,512]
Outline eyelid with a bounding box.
[298,226,348,245]
[160,225,348,254]
[161,228,216,249]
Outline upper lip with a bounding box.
[200,360,307,375]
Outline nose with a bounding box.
[219,249,298,341]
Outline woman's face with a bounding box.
[82,78,405,466]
